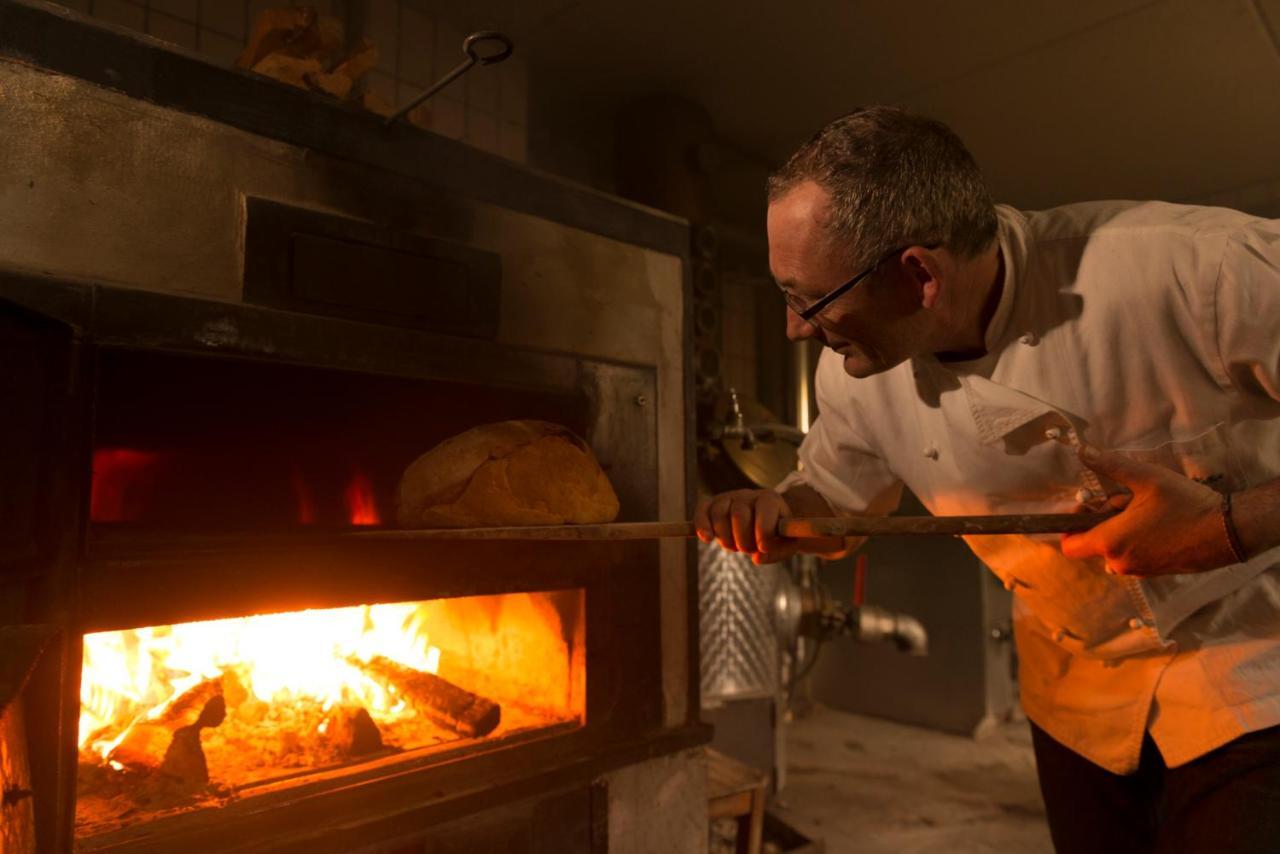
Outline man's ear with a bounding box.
[901,246,944,310]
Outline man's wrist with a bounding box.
[1221,492,1248,564]
[1227,481,1280,561]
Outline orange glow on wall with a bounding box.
[290,466,317,524]
[90,448,162,522]
[344,469,380,525]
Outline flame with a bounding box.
[78,602,441,761]
[90,448,162,522]
[344,469,380,526]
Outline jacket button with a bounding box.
[1044,426,1063,441]
[923,446,939,460]
[1053,628,1067,643]
[1003,577,1023,591]
[1019,332,1038,345]
[1128,617,1149,630]
[1076,488,1096,504]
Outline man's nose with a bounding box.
[785,308,818,342]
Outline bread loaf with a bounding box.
[397,420,620,528]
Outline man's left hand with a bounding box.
[1060,445,1235,576]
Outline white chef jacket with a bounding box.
[779,201,1280,773]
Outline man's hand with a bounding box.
[1060,445,1235,576]
[694,489,799,564]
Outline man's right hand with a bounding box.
[694,489,799,564]
[694,484,861,564]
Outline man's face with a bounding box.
[767,181,928,378]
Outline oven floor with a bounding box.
[773,704,1051,853]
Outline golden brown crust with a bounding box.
[397,421,620,528]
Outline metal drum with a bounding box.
[698,540,782,701]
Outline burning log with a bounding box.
[324,705,384,758]
[355,656,501,738]
[159,696,225,784]
[108,677,226,785]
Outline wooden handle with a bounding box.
[778,512,1117,538]
[355,521,697,541]
[363,512,1117,542]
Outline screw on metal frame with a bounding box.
[384,31,514,127]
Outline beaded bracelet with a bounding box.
[1222,492,1248,564]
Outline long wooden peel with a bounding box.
[780,512,1117,538]
[353,512,1118,542]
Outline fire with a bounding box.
[78,602,441,761]
[75,592,585,839]
[344,469,380,525]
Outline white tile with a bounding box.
[466,107,499,153]
[399,7,434,86]
[364,0,398,74]
[431,95,465,140]
[499,120,527,163]
[433,18,464,80]
[148,11,198,50]
[91,0,145,32]
[199,0,246,40]
[198,29,245,66]
[365,71,397,109]
[246,0,278,31]
[396,82,424,115]
[466,59,499,114]
[499,56,528,125]
[150,0,197,21]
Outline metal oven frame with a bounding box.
[2,277,705,852]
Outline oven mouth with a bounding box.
[74,590,587,841]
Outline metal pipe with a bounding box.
[792,341,815,433]
[774,576,929,656]
[850,605,929,656]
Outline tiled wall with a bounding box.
[361,0,526,161]
[54,0,528,162]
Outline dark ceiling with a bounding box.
[452,0,1280,213]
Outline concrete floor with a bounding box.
[772,705,1053,853]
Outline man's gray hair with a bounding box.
[767,106,997,267]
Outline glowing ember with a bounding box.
[344,469,380,525]
[78,602,440,761]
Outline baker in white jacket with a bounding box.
[695,105,1280,853]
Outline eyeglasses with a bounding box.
[782,243,940,324]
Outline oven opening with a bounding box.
[87,349,591,536]
[75,590,587,839]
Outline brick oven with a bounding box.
[0,3,705,850]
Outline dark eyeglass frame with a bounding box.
[784,242,941,323]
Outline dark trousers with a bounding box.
[1031,722,1280,853]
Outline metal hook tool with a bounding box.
[385,30,514,127]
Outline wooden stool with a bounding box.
[707,748,768,854]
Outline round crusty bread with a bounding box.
[396,420,620,528]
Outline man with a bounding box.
[694,106,1280,852]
